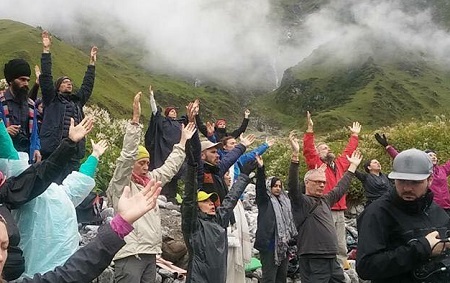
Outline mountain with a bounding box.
[0,20,244,124]
[255,0,450,132]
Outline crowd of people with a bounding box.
[1,29,450,283]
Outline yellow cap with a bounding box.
[197,191,218,202]
[136,145,150,161]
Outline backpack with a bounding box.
[76,192,103,225]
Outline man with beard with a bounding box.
[356,149,450,282]
[302,111,360,269]
[0,59,41,163]
[39,30,97,183]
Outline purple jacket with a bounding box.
[386,146,450,209]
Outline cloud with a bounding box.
[1,0,450,89]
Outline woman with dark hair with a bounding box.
[355,159,393,207]
[254,152,297,283]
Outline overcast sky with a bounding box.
[1,0,449,89]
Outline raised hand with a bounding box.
[256,154,263,168]
[317,163,327,172]
[289,130,299,153]
[206,121,215,137]
[186,101,197,123]
[132,91,142,124]
[241,159,258,176]
[349,122,361,135]
[42,30,51,52]
[90,46,98,65]
[180,122,197,145]
[240,133,256,147]
[192,99,200,116]
[148,85,154,96]
[266,137,275,147]
[34,65,41,85]
[68,117,94,143]
[244,109,251,119]
[347,150,363,173]
[117,179,162,224]
[91,139,109,159]
[306,111,313,132]
[374,133,388,147]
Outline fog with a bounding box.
[1,0,449,90]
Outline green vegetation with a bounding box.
[0,20,245,126]
[257,54,450,133]
[262,115,450,207]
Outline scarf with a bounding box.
[266,177,298,265]
[131,172,150,187]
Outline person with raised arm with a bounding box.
[0,116,94,280]
[196,108,250,142]
[302,111,360,268]
[144,85,186,204]
[107,92,196,283]
[14,139,108,277]
[292,129,362,283]
[254,132,297,283]
[375,133,450,215]
[0,177,162,282]
[181,130,255,283]
[39,30,97,183]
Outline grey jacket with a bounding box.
[288,162,354,257]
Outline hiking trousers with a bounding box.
[299,257,345,283]
[259,249,288,283]
[114,254,156,283]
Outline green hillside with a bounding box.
[257,52,450,132]
[0,20,244,124]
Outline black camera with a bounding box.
[413,249,450,282]
[12,128,29,152]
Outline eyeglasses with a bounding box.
[308,179,327,185]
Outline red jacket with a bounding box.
[302,132,359,210]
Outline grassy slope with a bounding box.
[0,20,243,125]
[255,55,450,133]
[254,0,450,133]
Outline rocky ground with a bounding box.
[81,183,366,283]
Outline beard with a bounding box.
[11,81,29,101]
[321,152,335,163]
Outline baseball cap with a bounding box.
[197,190,218,202]
[201,140,222,152]
[388,148,433,181]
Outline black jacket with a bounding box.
[195,114,249,142]
[39,53,95,160]
[0,89,37,154]
[356,189,450,282]
[288,162,354,257]
[355,170,393,203]
[1,139,76,281]
[201,144,246,204]
[17,224,125,282]
[145,108,183,170]
[254,165,277,252]
[182,151,250,283]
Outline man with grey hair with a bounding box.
[289,130,362,283]
[357,148,450,282]
[302,111,360,268]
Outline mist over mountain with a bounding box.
[1,0,450,91]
